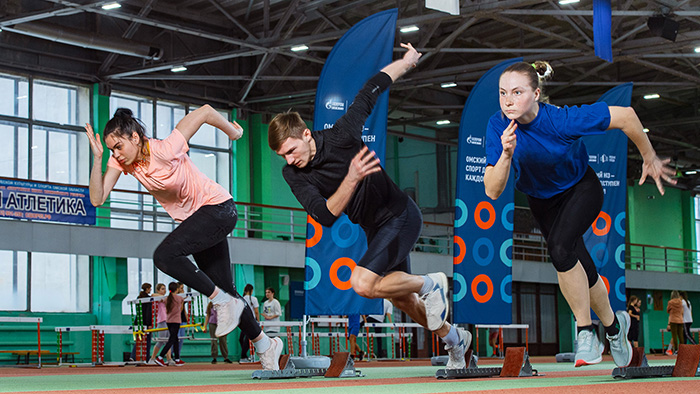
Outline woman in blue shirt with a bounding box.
[483,61,675,368]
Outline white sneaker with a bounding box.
[445,327,471,370]
[214,296,245,337]
[607,310,633,367]
[421,272,449,331]
[258,337,283,371]
[574,329,604,367]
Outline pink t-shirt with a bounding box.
[166,294,184,324]
[155,300,167,324]
[107,129,231,222]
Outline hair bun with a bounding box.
[532,61,553,81]
[113,108,134,118]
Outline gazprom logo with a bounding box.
[466,135,483,145]
[325,99,345,111]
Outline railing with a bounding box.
[4,185,699,274]
[626,243,700,274]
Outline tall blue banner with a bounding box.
[304,9,397,315]
[0,178,96,225]
[582,83,631,314]
[453,58,521,324]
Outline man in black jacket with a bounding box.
[268,43,470,369]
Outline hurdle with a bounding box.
[612,344,700,379]
[362,322,422,360]
[0,317,43,368]
[474,324,529,357]
[55,326,92,366]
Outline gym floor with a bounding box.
[0,354,698,393]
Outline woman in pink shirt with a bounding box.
[155,282,185,366]
[85,106,282,370]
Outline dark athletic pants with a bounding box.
[153,199,261,340]
[526,167,603,287]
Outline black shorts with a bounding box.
[358,198,422,275]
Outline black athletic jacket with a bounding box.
[283,72,409,230]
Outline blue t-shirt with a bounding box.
[486,102,611,199]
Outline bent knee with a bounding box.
[351,271,378,299]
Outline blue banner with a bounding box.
[453,58,522,324]
[593,0,613,62]
[304,9,397,315]
[0,178,96,225]
[582,83,632,313]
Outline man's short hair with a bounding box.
[268,111,307,151]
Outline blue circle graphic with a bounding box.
[454,199,468,228]
[331,215,359,248]
[305,257,321,291]
[500,275,512,303]
[501,203,514,231]
[615,244,625,270]
[614,212,625,237]
[453,272,467,302]
[500,239,513,267]
[591,243,609,268]
[473,237,495,266]
[615,276,626,302]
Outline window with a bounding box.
[33,80,89,126]
[31,125,89,184]
[30,253,90,312]
[0,73,29,118]
[0,251,28,311]
[0,73,90,186]
[0,121,29,179]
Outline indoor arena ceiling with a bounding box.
[2,0,700,192]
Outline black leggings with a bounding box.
[160,323,181,360]
[153,199,262,339]
[527,167,603,288]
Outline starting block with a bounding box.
[612,345,700,379]
[436,347,537,379]
[252,352,363,380]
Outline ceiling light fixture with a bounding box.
[643,128,649,133]
[170,65,187,73]
[400,25,419,33]
[436,120,450,125]
[291,44,309,52]
[101,2,121,10]
[643,93,660,100]
[441,82,457,88]
[558,0,580,4]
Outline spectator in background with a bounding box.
[177,282,187,361]
[489,327,500,357]
[262,287,282,335]
[205,301,232,364]
[627,295,641,348]
[154,282,185,366]
[681,291,696,345]
[365,299,393,358]
[667,290,685,355]
[240,284,260,362]
[347,314,365,360]
[149,283,172,365]
[130,283,153,362]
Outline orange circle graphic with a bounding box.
[329,257,356,291]
[471,274,494,303]
[591,211,611,236]
[454,236,466,265]
[474,201,496,230]
[600,275,610,295]
[306,215,323,248]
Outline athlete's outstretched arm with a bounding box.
[607,106,676,195]
[176,104,243,143]
[84,123,121,207]
[381,43,422,82]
